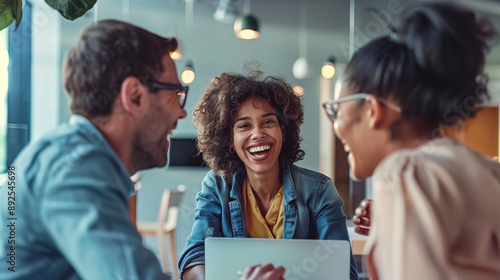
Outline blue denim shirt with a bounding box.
[0,115,168,280]
[179,164,358,279]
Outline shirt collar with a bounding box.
[69,114,136,196]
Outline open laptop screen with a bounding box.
[205,238,350,280]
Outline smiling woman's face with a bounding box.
[230,97,283,178]
[332,88,378,180]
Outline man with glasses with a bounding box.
[0,20,187,280]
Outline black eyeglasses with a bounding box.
[144,81,189,109]
[322,93,401,121]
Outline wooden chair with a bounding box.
[129,173,142,225]
[137,186,185,279]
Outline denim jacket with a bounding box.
[179,164,358,279]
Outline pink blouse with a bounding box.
[366,138,500,280]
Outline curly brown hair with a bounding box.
[194,71,305,177]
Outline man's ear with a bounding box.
[119,76,148,115]
[365,96,384,129]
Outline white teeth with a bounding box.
[249,145,271,153]
[344,144,351,152]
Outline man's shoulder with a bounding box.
[15,119,115,182]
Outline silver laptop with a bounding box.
[205,238,350,280]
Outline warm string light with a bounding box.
[170,48,182,60]
[180,0,195,83]
[293,85,304,97]
[321,57,336,79]
[181,62,195,84]
[169,0,182,60]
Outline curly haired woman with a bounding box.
[179,71,358,280]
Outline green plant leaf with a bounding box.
[45,0,97,21]
[0,1,14,31]
[10,0,22,29]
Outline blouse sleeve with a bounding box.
[368,152,449,280]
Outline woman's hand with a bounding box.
[240,263,285,280]
[352,199,372,236]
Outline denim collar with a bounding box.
[229,164,298,204]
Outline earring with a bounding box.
[229,147,235,153]
[283,137,286,143]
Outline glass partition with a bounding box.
[0,29,8,173]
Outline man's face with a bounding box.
[132,54,187,170]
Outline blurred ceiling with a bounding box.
[62,0,500,65]
[130,0,500,63]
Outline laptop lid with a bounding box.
[205,238,350,280]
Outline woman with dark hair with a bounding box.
[179,71,358,280]
[322,2,500,280]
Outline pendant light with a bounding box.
[214,0,239,24]
[180,0,195,84]
[170,49,182,60]
[181,61,195,84]
[293,85,304,97]
[234,0,260,39]
[168,0,182,60]
[321,56,336,79]
[292,0,310,79]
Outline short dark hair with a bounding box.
[63,20,178,118]
[194,71,305,177]
[344,2,498,128]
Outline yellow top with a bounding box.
[243,177,284,239]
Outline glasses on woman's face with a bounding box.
[144,80,189,108]
[322,93,401,122]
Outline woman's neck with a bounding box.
[383,120,437,157]
[246,165,282,197]
[246,166,282,217]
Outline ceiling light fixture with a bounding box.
[181,61,195,84]
[180,0,194,83]
[321,56,336,79]
[170,49,182,60]
[168,0,182,60]
[234,0,260,39]
[292,0,310,79]
[170,40,182,60]
[214,0,240,24]
[293,85,304,97]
